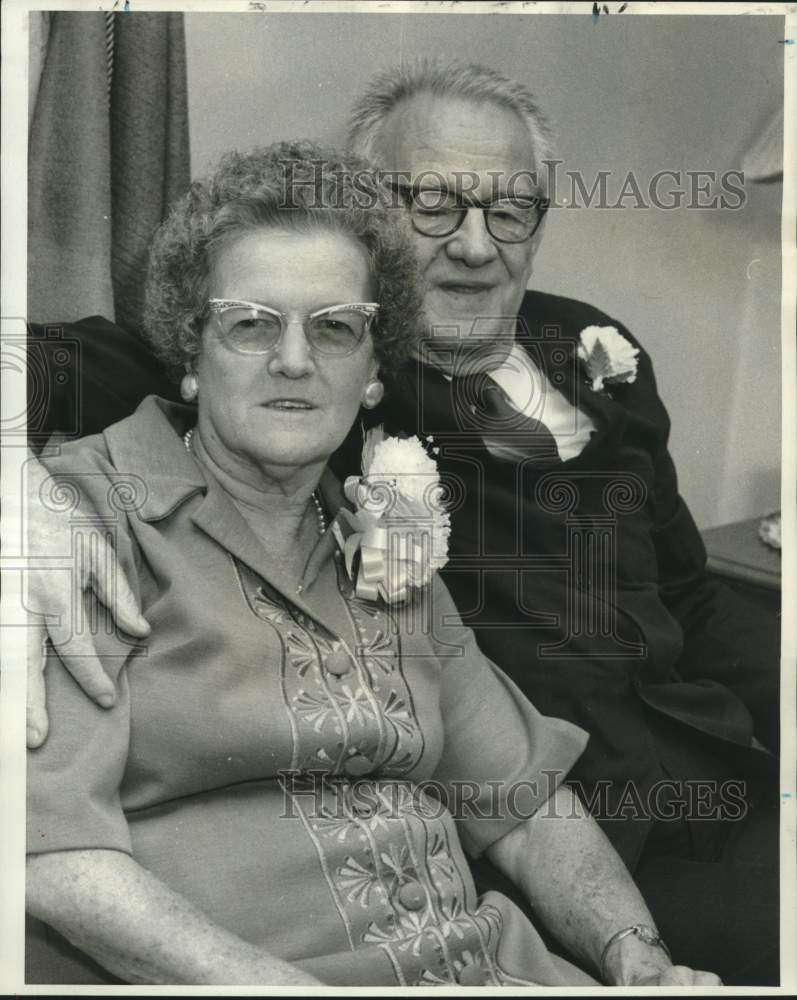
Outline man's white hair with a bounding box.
[347,58,554,189]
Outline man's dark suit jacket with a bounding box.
[28,294,779,871]
[376,291,779,869]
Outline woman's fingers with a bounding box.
[656,965,723,986]
[695,970,724,985]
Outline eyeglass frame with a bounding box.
[205,298,380,357]
[385,179,549,244]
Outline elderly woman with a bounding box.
[26,143,719,988]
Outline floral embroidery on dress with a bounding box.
[251,586,293,626]
[285,631,327,678]
[335,683,377,726]
[312,814,355,844]
[288,771,512,987]
[379,690,416,735]
[378,843,416,892]
[237,554,425,779]
[337,855,381,907]
[292,688,339,732]
[427,831,457,884]
[338,566,426,777]
[358,630,397,678]
[236,560,513,987]
[361,919,401,946]
[437,897,473,941]
[394,909,434,955]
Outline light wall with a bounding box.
[185,12,784,529]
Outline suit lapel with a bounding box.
[383,361,462,439]
[516,331,629,464]
[382,301,643,466]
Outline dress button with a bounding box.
[457,963,488,986]
[397,881,425,911]
[325,647,353,677]
[344,753,373,777]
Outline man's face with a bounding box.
[372,93,543,371]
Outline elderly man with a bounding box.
[26,60,779,985]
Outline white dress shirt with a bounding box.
[486,343,597,461]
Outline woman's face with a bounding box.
[195,227,378,481]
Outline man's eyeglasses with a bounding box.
[207,299,380,357]
[387,181,549,244]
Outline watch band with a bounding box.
[599,924,672,983]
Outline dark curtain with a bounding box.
[28,11,190,333]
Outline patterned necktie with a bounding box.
[453,372,562,467]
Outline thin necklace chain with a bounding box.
[183,427,326,535]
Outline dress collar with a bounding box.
[103,395,358,632]
[103,396,206,522]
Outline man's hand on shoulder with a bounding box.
[25,450,150,748]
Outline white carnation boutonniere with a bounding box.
[577,325,640,393]
[331,426,450,604]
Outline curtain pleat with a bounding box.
[28,12,52,135]
[28,13,114,324]
[27,12,190,332]
[110,13,190,333]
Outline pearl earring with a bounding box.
[180,372,199,402]
[362,379,384,409]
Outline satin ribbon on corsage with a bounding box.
[578,325,640,392]
[332,427,450,604]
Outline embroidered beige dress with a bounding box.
[27,397,595,987]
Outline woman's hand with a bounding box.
[632,966,723,987]
[602,932,722,986]
[485,786,724,986]
[25,450,149,747]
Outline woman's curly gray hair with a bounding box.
[144,141,423,375]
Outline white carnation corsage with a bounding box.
[578,325,640,393]
[332,427,450,604]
